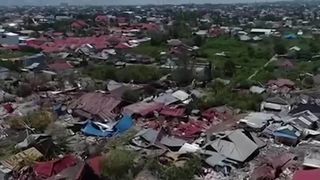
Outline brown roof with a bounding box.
[268,78,295,87]
[48,61,74,72]
[70,92,121,120]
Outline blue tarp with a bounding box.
[81,121,113,137]
[273,131,298,140]
[285,34,297,40]
[114,116,134,134]
[81,116,134,137]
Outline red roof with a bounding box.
[32,36,111,53]
[52,32,64,36]
[34,155,78,179]
[209,28,225,37]
[115,43,130,49]
[160,106,185,117]
[48,61,74,72]
[123,102,164,116]
[202,108,219,121]
[95,15,108,23]
[140,23,160,32]
[3,45,20,50]
[250,164,275,180]
[87,156,104,177]
[117,17,127,23]
[107,35,128,45]
[202,107,232,122]
[26,39,46,48]
[251,153,296,180]
[71,20,89,29]
[172,120,208,139]
[3,104,14,113]
[293,169,320,180]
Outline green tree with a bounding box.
[303,76,314,88]
[102,149,138,180]
[122,90,141,103]
[223,60,236,77]
[193,35,204,47]
[247,46,255,57]
[171,68,194,86]
[0,60,21,71]
[150,32,167,46]
[310,41,319,53]
[9,111,54,131]
[297,49,312,61]
[147,155,201,180]
[274,42,287,55]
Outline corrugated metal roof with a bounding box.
[70,92,121,120]
[209,130,258,162]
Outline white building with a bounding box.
[0,32,19,45]
[250,28,275,36]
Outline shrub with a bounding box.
[0,60,21,71]
[147,155,201,180]
[102,149,138,180]
[16,84,33,97]
[302,76,314,88]
[171,68,194,86]
[85,65,163,83]
[122,90,141,103]
[223,60,236,77]
[274,42,287,55]
[9,111,54,131]
[116,66,162,83]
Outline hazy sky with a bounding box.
[0,0,290,6]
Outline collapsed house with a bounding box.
[203,130,264,164]
[69,92,122,121]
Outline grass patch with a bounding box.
[84,65,167,83]
[129,42,166,58]
[0,51,34,59]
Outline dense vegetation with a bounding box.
[84,65,167,83]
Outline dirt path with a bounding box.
[248,55,278,80]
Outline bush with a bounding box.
[171,68,194,86]
[0,60,21,71]
[297,49,312,61]
[116,66,162,83]
[85,65,163,83]
[122,90,141,103]
[193,35,204,47]
[9,111,54,131]
[223,60,236,77]
[150,32,167,46]
[147,155,201,180]
[302,76,314,88]
[236,80,254,89]
[102,149,138,180]
[16,84,33,97]
[201,88,263,111]
[85,65,116,80]
[274,42,287,55]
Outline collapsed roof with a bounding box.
[69,92,121,120]
[206,130,259,162]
